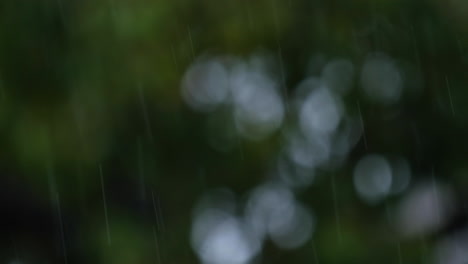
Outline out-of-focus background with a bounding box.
[2,0,468,263]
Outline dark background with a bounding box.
[1,0,468,263]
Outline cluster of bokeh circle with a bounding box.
[181,51,447,264]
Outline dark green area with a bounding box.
[1,0,467,263]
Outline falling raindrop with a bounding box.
[99,165,111,246]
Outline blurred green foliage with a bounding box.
[1,0,468,263]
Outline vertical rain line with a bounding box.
[270,0,289,113]
[11,237,20,261]
[277,47,289,113]
[445,76,455,116]
[331,173,342,244]
[100,165,112,246]
[419,235,429,264]
[44,129,67,261]
[56,0,65,26]
[397,242,403,264]
[138,84,154,144]
[187,26,196,61]
[55,192,68,264]
[352,27,362,54]
[72,102,90,163]
[385,201,403,264]
[384,200,392,225]
[108,0,117,30]
[236,134,245,161]
[431,167,441,227]
[410,25,421,70]
[230,73,245,162]
[357,100,368,150]
[152,190,162,232]
[170,45,180,72]
[153,226,162,264]
[152,191,166,263]
[138,140,146,201]
[244,0,254,32]
[457,35,465,63]
[311,238,320,264]
[198,168,208,192]
[0,80,4,102]
[156,195,166,231]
